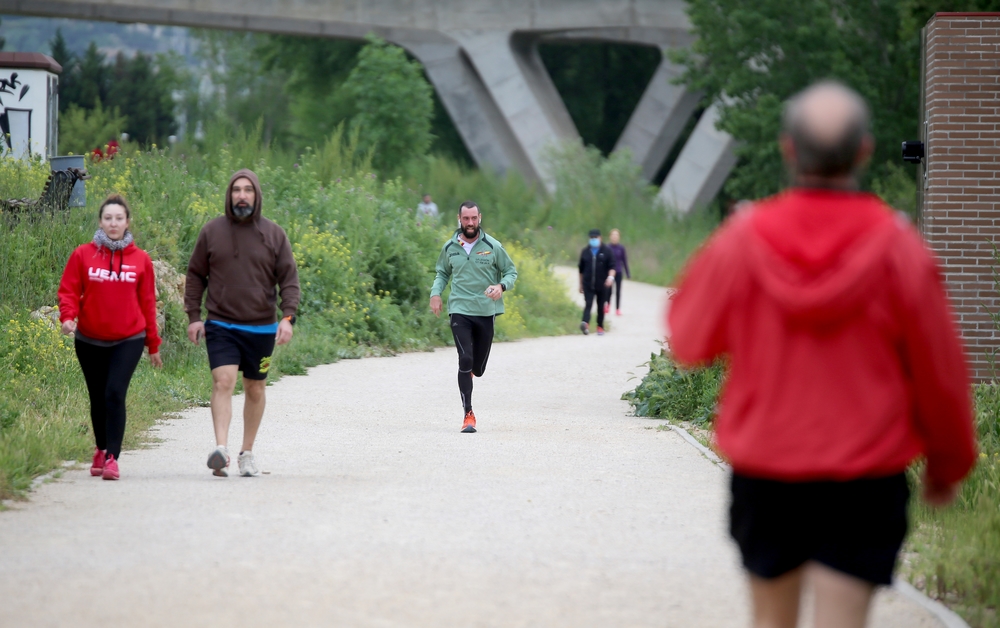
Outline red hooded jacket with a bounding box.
[58,241,161,353]
[668,189,976,487]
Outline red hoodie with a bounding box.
[668,188,976,487]
[58,241,161,353]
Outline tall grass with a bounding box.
[902,253,1000,626]
[902,382,1000,627]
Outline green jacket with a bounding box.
[431,229,518,317]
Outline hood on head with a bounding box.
[225,168,263,222]
[745,189,900,325]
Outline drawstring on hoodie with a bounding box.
[226,168,272,258]
[92,229,133,274]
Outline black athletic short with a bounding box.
[205,322,276,380]
[729,472,910,585]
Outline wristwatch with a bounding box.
[283,314,297,326]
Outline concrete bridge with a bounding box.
[2,0,737,211]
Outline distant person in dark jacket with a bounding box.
[577,228,616,335]
[607,228,630,316]
[185,169,300,478]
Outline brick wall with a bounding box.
[921,13,1000,382]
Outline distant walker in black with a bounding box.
[577,228,617,335]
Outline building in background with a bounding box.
[0,51,60,160]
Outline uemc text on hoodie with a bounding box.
[668,188,976,487]
[185,169,300,326]
[58,241,162,353]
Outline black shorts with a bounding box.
[205,322,276,380]
[729,472,910,585]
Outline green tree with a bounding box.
[108,51,178,145]
[49,29,78,113]
[341,36,434,173]
[76,42,111,111]
[189,29,291,145]
[673,0,925,200]
[673,0,1000,202]
[254,34,362,146]
[59,99,127,155]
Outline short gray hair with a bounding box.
[783,81,871,177]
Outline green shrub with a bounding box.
[496,242,580,340]
[58,100,127,156]
[621,349,724,426]
[904,384,1000,627]
[342,35,434,174]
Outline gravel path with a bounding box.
[0,269,942,626]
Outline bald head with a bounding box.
[782,81,872,179]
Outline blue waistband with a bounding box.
[207,320,279,335]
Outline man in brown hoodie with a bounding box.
[185,169,300,477]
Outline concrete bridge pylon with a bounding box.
[1,0,737,210]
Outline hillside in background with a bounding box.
[0,15,194,60]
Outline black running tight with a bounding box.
[612,273,624,309]
[582,286,610,327]
[450,314,494,412]
[74,337,145,459]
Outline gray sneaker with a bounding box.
[207,445,230,477]
[238,451,259,477]
[580,321,589,335]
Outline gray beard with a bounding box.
[233,204,253,220]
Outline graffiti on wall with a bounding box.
[0,71,32,158]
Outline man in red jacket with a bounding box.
[668,82,976,628]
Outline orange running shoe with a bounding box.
[462,410,477,433]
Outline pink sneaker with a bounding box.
[102,454,120,481]
[90,448,106,477]
[616,309,622,316]
[603,303,610,314]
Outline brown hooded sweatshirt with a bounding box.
[185,169,300,326]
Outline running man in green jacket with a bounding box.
[430,201,517,433]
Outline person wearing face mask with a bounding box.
[577,229,616,335]
[58,194,163,481]
[185,169,300,478]
[430,201,518,433]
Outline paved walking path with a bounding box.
[0,270,941,626]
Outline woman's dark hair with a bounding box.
[99,193,132,221]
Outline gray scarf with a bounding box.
[93,228,134,251]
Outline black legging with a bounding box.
[612,273,624,309]
[74,337,145,459]
[450,314,494,412]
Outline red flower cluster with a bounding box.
[91,140,120,161]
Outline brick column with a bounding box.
[921,13,1000,382]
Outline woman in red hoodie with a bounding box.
[58,194,162,481]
